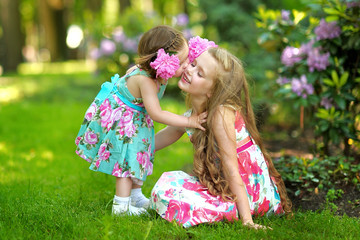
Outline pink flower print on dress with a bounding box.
[99,99,113,130]
[256,197,270,216]
[95,159,101,168]
[84,130,98,145]
[248,182,260,202]
[112,162,123,177]
[113,94,126,107]
[111,107,123,122]
[145,115,153,128]
[124,122,136,137]
[85,102,97,121]
[142,151,150,167]
[164,188,175,198]
[204,198,221,207]
[122,108,134,125]
[98,142,110,160]
[75,136,82,145]
[165,200,191,225]
[136,152,144,165]
[146,161,153,175]
[183,179,207,192]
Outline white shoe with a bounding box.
[131,197,150,209]
[112,201,147,216]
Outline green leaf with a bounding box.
[320,122,329,132]
[323,78,335,87]
[325,15,339,22]
[335,96,346,110]
[339,72,349,87]
[331,70,339,87]
[323,8,339,15]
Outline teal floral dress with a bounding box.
[75,68,167,182]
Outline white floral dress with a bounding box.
[150,109,283,227]
[75,68,167,182]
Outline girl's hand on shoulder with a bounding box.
[188,112,207,131]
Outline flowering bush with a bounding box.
[255,0,360,156]
[87,11,193,77]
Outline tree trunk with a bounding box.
[0,0,24,73]
[119,0,130,13]
[38,0,68,61]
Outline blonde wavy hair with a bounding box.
[188,47,292,215]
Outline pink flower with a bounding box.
[84,130,98,145]
[122,109,133,125]
[183,180,207,192]
[165,200,191,225]
[145,115,153,128]
[124,122,136,137]
[188,36,218,63]
[281,46,302,67]
[136,152,144,165]
[98,143,110,160]
[75,136,82,145]
[112,162,123,177]
[100,39,116,56]
[95,160,101,168]
[164,188,175,198]
[99,99,113,130]
[111,107,123,121]
[85,103,97,121]
[256,197,270,216]
[314,19,341,40]
[307,48,330,72]
[150,48,180,80]
[113,94,126,107]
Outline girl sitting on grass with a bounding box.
[151,37,292,229]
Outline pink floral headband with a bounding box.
[188,36,218,63]
[150,48,180,81]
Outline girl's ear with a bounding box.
[206,92,212,98]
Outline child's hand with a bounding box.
[243,221,272,230]
[188,112,207,131]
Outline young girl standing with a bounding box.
[152,39,292,228]
[75,26,206,215]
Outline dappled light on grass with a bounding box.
[0,86,21,103]
[0,144,55,184]
[17,60,96,75]
[0,77,38,104]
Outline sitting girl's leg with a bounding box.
[131,184,150,209]
[112,177,147,215]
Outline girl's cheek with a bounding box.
[174,67,184,77]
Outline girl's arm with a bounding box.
[155,126,185,151]
[138,75,206,130]
[212,106,267,230]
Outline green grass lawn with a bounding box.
[0,70,359,239]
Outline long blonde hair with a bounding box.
[189,47,292,215]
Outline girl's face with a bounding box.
[173,44,190,78]
[178,50,217,98]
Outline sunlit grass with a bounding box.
[0,70,359,239]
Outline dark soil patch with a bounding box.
[286,183,360,218]
[264,131,360,218]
